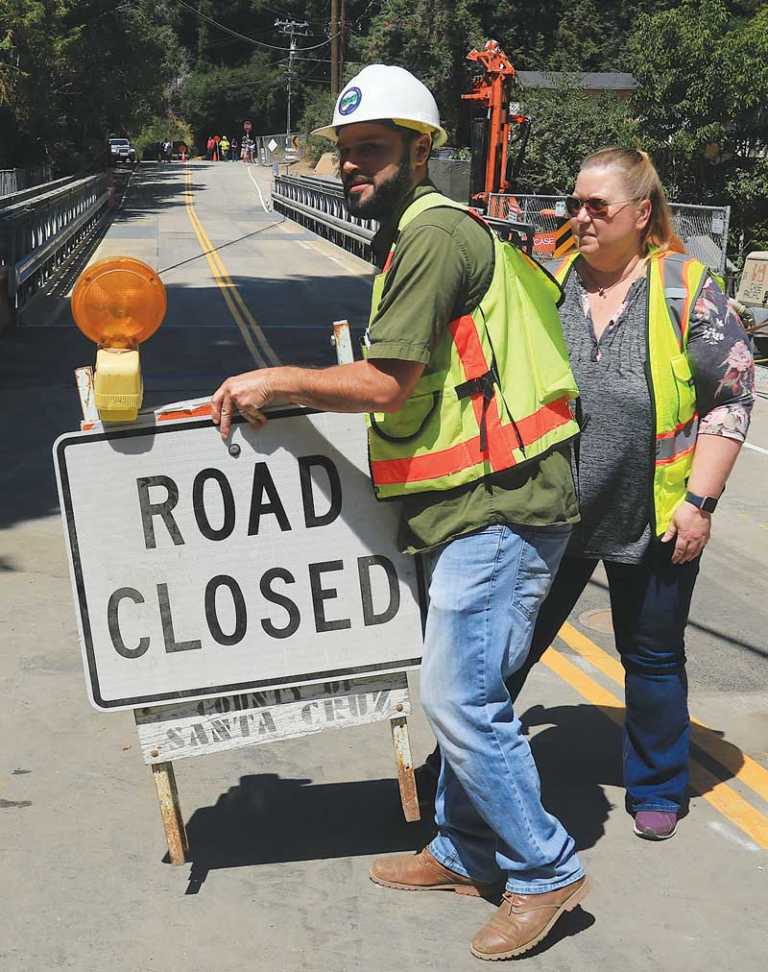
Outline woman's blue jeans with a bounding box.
[420,524,584,894]
[507,543,700,813]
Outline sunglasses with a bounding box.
[564,195,639,218]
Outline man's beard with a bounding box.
[344,152,413,220]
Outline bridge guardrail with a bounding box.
[0,165,54,197]
[271,176,538,261]
[0,177,77,210]
[0,173,110,327]
[272,175,376,261]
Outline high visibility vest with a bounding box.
[551,249,709,537]
[365,191,580,499]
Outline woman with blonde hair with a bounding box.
[420,147,754,841]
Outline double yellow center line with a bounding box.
[183,164,280,369]
[545,622,768,848]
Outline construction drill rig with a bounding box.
[462,40,530,211]
[462,39,574,259]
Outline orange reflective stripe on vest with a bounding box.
[448,313,516,471]
[370,397,573,485]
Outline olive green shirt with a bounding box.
[366,182,579,553]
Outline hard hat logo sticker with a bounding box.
[338,87,362,116]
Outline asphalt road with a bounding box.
[1,160,767,972]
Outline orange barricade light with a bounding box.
[71,257,166,422]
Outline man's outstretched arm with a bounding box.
[210,358,425,439]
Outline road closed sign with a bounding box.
[53,408,424,711]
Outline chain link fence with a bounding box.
[669,203,730,276]
[487,193,731,275]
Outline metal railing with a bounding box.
[271,176,543,263]
[272,174,376,261]
[0,176,77,210]
[488,193,731,274]
[0,165,54,197]
[0,173,110,324]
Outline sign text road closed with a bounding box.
[54,409,424,711]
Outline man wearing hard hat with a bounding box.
[211,64,589,960]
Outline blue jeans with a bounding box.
[420,524,584,894]
[507,545,700,813]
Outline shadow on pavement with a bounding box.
[181,773,434,893]
[520,905,596,959]
[180,706,617,894]
[180,766,597,952]
[523,703,618,850]
[523,701,747,836]
[177,701,749,895]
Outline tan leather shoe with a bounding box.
[370,848,501,897]
[470,875,591,960]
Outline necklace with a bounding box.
[582,257,644,298]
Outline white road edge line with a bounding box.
[708,819,760,852]
[247,166,271,213]
[296,237,372,277]
[743,442,768,457]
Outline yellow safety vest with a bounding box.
[365,191,580,499]
[551,249,708,536]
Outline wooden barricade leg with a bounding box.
[390,715,420,823]
[150,761,189,865]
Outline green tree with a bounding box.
[0,0,182,171]
[513,79,637,194]
[297,85,336,163]
[359,0,484,139]
[549,0,611,71]
[132,113,194,160]
[629,0,768,261]
[180,54,286,149]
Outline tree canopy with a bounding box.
[1,0,766,257]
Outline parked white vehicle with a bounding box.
[108,138,136,165]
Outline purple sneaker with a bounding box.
[633,810,678,840]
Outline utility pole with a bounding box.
[275,19,311,145]
[330,0,339,99]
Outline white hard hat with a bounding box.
[312,64,448,148]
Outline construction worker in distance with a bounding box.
[209,64,589,961]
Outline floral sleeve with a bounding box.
[687,277,754,442]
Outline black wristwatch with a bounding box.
[685,491,719,514]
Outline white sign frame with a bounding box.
[54,408,425,712]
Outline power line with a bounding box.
[168,0,340,53]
